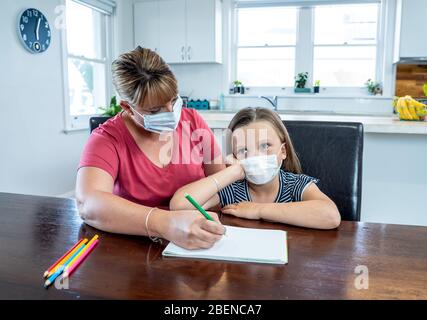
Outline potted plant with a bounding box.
[294,72,311,93]
[365,79,382,95]
[313,80,320,93]
[99,96,122,116]
[90,96,122,132]
[232,80,245,94]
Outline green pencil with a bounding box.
[184,193,226,236]
[184,193,214,221]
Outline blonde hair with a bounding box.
[228,107,302,174]
[112,46,178,108]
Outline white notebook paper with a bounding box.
[162,226,288,265]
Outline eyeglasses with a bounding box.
[133,95,181,115]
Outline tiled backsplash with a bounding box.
[396,64,427,98]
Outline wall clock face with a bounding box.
[18,8,51,54]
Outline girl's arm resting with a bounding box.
[257,183,341,229]
[170,164,244,211]
[222,183,341,230]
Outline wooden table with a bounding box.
[0,192,426,300]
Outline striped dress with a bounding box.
[218,170,319,207]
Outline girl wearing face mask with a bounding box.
[170,107,341,230]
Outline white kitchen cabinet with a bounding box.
[158,0,187,63]
[394,0,427,60]
[185,0,222,63]
[134,0,222,64]
[134,1,160,52]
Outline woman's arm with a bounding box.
[170,164,244,211]
[76,167,226,249]
[222,183,341,230]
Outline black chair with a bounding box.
[90,116,110,133]
[284,120,364,221]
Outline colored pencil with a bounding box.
[44,243,86,288]
[43,239,84,278]
[63,239,99,278]
[84,234,99,250]
[184,192,226,236]
[184,192,214,221]
[45,238,88,278]
[62,235,99,273]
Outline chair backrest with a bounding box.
[90,116,110,133]
[284,120,364,221]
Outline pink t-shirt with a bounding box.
[78,108,222,209]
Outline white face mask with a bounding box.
[239,145,284,185]
[131,95,183,134]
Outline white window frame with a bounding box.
[60,0,114,132]
[231,0,386,97]
[234,6,298,90]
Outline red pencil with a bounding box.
[63,239,99,278]
[43,239,84,278]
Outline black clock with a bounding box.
[18,8,51,54]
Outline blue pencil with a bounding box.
[44,243,86,288]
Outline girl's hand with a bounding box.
[225,154,240,166]
[221,202,261,220]
[161,210,225,250]
[229,163,245,181]
[224,154,245,180]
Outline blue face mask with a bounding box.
[131,95,183,134]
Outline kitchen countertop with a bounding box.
[196,110,427,135]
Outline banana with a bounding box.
[417,107,427,116]
[396,97,403,118]
[408,105,420,120]
[403,95,427,120]
[392,96,399,113]
[399,97,413,120]
[395,97,404,119]
[394,96,427,120]
[396,97,404,120]
[406,95,426,108]
[415,105,424,113]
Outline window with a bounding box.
[234,1,381,92]
[236,7,297,87]
[313,3,379,86]
[62,0,113,130]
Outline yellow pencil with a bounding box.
[45,238,88,278]
[43,238,84,278]
[63,235,99,275]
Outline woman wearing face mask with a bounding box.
[76,47,226,249]
[170,107,341,229]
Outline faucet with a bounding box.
[259,96,278,111]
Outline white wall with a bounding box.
[113,0,134,57]
[172,63,224,100]
[0,0,133,197]
[0,0,86,196]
